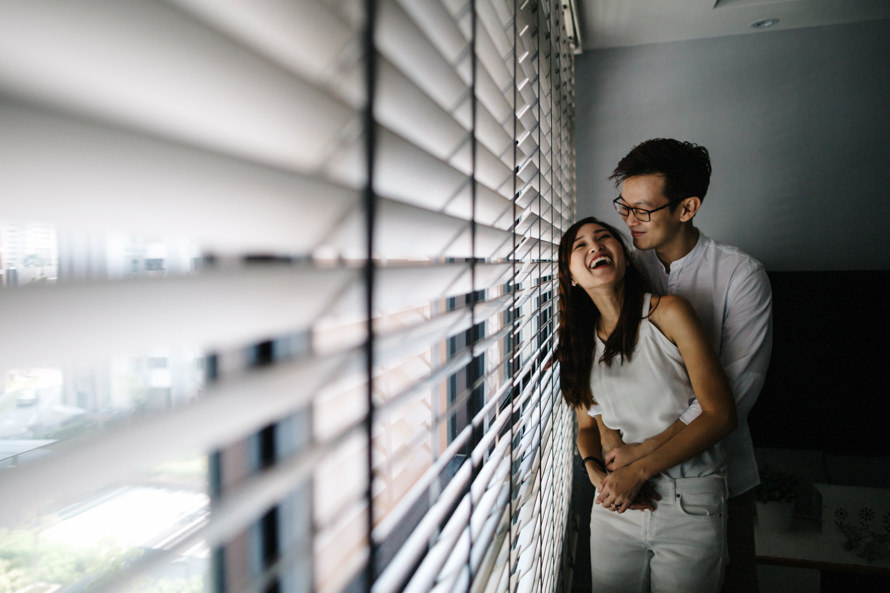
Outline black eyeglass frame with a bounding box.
[612,196,675,222]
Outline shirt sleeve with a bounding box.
[719,262,773,420]
[676,260,772,425]
[679,400,701,424]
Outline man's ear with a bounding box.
[678,196,702,221]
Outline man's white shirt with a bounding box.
[633,232,773,497]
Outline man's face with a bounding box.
[616,174,683,252]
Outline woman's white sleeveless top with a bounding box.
[589,293,725,478]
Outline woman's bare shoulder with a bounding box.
[648,294,699,340]
[649,293,694,317]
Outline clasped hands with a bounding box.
[593,442,661,514]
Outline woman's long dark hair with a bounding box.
[555,217,651,409]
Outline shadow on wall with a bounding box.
[750,271,890,467]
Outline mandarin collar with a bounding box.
[665,231,708,273]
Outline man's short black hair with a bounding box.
[610,138,712,205]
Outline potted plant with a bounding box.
[754,464,805,532]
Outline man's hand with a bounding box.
[626,481,661,511]
[605,442,646,471]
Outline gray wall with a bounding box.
[575,18,890,271]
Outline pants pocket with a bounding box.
[675,476,726,517]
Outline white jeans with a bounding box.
[589,473,728,593]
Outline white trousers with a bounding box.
[589,473,728,593]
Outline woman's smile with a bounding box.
[569,222,625,288]
[588,254,614,270]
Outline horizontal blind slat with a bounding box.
[474,19,512,93]
[0,348,360,526]
[374,294,513,366]
[376,57,470,170]
[397,1,470,86]
[325,197,516,260]
[0,0,360,173]
[475,104,514,168]
[370,262,510,315]
[0,102,359,255]
[474,57,514,126]
[169,0,362,103]
[372,460,473,593]
[373,128,471,215]
[372,373,513,547]
[477,1,512,64]
[0,266,359,367]
[379,0,470,125]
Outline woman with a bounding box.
[556,217,737,593]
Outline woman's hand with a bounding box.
[594,464,648,514]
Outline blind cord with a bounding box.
[363,0,380,590]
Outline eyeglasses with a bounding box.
[612,196,673,222]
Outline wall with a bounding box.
[574,18,890,272]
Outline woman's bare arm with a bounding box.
[576,406,608,490]
[596,415,624,455]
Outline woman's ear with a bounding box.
[678,196,702,221]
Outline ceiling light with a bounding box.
[749,18,780,30]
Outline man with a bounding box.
[603,138,773,592]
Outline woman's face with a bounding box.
[567,223,626,291]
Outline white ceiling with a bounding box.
[575,0,890,50]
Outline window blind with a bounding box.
[0,1,577,593]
